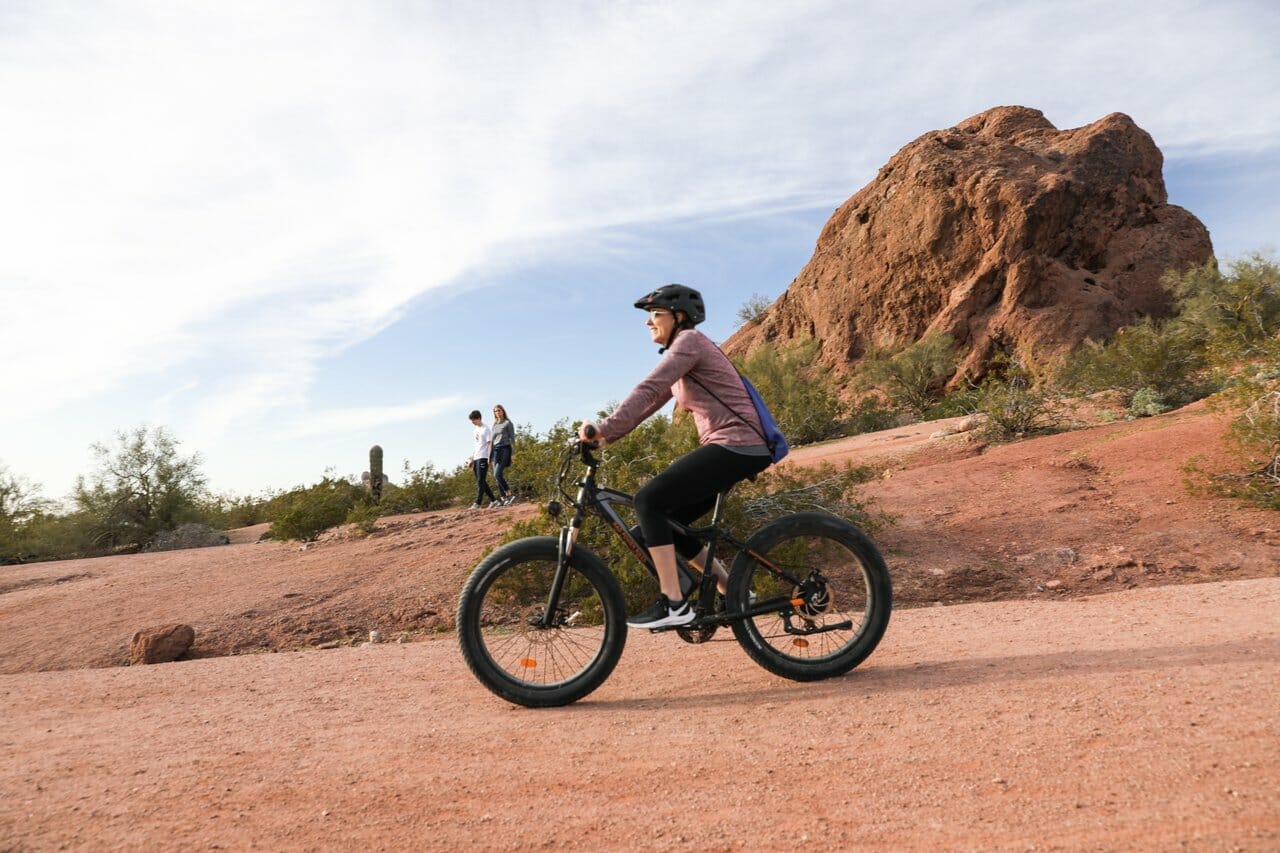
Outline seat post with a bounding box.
[710,490,729,526]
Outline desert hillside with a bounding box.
[1,401,1275,674]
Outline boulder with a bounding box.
[725,106,1213,379]
[129,624,195,665]
[144,524,230,553]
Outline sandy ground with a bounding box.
[2,402,1278,849]
[3,580,1277,850]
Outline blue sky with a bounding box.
[1,0,1278,503]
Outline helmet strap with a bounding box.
[658,312,687,353]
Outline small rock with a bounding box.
[130,624,195,665]
[368,630,382,644]
[1044,580,1063,590]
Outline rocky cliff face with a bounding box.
[724,106,1213,378]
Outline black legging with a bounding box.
[633,444,771,559]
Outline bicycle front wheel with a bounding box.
[727,512,891,681]
[457,536,627,707]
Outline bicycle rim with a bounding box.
[730,513,890,680]
[459,538,625,705]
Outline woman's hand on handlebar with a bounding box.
[578,422,607,448]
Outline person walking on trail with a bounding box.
[468,410,497,509]
[577,284,773,629]
[491,404,516,506]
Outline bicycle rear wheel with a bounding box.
[727,512,891,681]
[457,537,627,707]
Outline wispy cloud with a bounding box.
[284,395,466,439]
[1,0,1276,436]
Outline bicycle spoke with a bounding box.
[729,513,889,678]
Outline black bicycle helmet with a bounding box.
[633,284,706,326]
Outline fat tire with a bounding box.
[457,536,627,707]
[727,512,892,681]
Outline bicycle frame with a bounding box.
[539,442,825,630]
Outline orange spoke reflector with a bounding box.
[519,658,538,669]
[790,598,805,607]
[792,638,810,648]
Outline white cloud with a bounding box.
[284,395,465,440]
[1,0,1276,445]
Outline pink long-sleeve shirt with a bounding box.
[598,329,765,447]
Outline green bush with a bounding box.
[736,338,847,444]
[72,426,208,552]
[856,332,958,418]
[344,502,380,535]
[377,461,454,514]
[1164,255,1280,360]
[736,293,772,325]
[1,509,99,564]
[0,464,48,562]
[1203,334,1280,508]
[844,396,901,435]
[197,492,275,530]
[1057,319,1210,409]
[268,477,366,541]
[1127,386,1171,418]
[973,356,1055,439]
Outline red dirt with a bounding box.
[2,403,1278,849]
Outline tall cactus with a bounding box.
[369,445,383,503]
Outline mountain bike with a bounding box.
[456,435,892,707]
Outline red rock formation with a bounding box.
[724,106,1213,378]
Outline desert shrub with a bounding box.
[736,293,772,325]
[1165,255,1280,360]
[72,426,208,552]
[1198,334,1280,508]
[268,476,366,541]
[344,502,380,535]
[1,509,99,564]
[856,332,958,418]
[736,338,847,444]
[197,492,275,530]
[1127,386,1171,418]
[1182,256,1280,507]
[0,464,49,562]
[377,461,454,514]
[973,356,1055,439]
[731,462,878,529]
[1057,319,1209,409]
[844,396,901,435]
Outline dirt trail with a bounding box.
[3,579,1277,850]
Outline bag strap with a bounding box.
[682,348,773,449]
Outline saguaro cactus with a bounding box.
[369,445,383,503]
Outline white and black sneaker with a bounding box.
[626,596,695,629]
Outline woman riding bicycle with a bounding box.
[578,284,773,629]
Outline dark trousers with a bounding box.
[472,459,496,504]
[492,445,512,496]
[633,444,771,558]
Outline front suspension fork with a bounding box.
[538,519,582,628]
